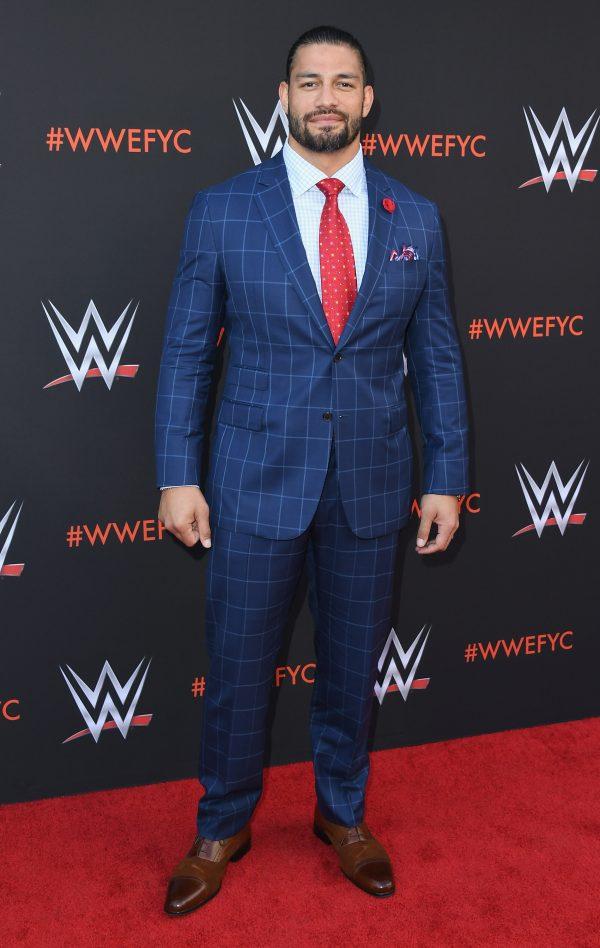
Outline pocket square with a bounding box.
[390,244,419,262]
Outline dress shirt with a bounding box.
[281,136,369,300]
[161,138,368,490]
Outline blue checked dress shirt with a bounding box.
[161,138,369,490]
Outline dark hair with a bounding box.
[285,25,373,87]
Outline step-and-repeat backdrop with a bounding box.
[2,3,598,803]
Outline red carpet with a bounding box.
[2,717,599,947]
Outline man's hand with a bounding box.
[158,486,212,549]
[415,494,460,555]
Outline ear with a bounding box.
[278,80,289,112]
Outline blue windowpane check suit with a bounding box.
[155,144,470,838]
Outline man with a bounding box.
[155,25,469,915]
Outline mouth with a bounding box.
[310,114,343,125]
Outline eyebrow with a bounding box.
[294,71,359,79]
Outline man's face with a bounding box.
[282,43,373,154]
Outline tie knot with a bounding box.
[316,177,345,199]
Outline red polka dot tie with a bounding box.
[315,177,358,345]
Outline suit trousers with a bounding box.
[197,431,402,839]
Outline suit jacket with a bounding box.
[154,148,470,540]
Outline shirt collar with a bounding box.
[282,137,366,198]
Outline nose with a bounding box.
[312,87,342,114]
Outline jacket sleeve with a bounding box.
[154,190,226,488]
[404,202,470,495]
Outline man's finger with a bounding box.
[417,521,456,554]
[195,506,211,549]
[173,521,200,548]
[416,513,433,548]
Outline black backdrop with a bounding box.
[1,1,598,803]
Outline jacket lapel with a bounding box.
[254,149,396,353]
[336,159,396,352]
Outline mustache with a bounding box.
[307,111,346,121]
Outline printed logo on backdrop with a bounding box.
[464,628,573,664]
[233,98,289,164]
[513,460,589,538]
[45,127,191,155]
[60,658,152,743]
[374,623,432,704]
[520,106,599,191]
[467,312,584,342]
[42,299,139,390]
[0,500,24,577]
[1,699,20,721]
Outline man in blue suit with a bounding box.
[156,25,469,914]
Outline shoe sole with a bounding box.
[164,837,252,916]
[313,823,395,898]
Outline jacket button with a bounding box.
[333,353,343,361]
[322,411,332,420]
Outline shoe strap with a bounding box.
[188,835,227,862]
[340,825,371,846]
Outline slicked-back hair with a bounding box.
[285,25,373,87]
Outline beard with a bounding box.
[287,106,362,153]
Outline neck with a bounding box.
[286,135,360,176]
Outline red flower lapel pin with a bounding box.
[382,197,396,213]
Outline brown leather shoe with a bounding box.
[164,824,251,916]
[313,805,395,897]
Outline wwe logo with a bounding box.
[42,298,140,390]
[60,657,152,743]
[513,459,589,538]
[374,624,432,704]
[520,106,599,191]
[0,500,24,577]
[233,98,289,165]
